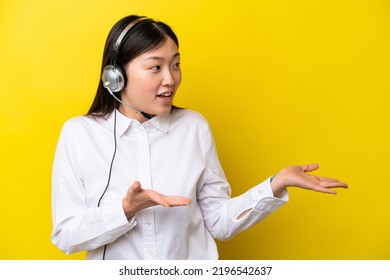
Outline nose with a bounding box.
[161,69,175,87]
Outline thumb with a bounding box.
[131,181,142,192]
[302,163,320,173]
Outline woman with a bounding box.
[51,15,348,260]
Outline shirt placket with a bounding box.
[136,125,157,259]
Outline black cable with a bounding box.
[97,106,118,260]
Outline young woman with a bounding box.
[51,15,348,260]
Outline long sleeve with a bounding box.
[51,120,135,254]
[197,120,288,241]
[51,110,287,259]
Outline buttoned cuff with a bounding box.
[251,176,289,202]
[101,201,137,231]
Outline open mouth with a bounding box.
[157,92,173,98]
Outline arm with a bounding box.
[197,121,347,240]
[197,121,288,240]
[235,164,348,220]
[51,121,190,254]
[51,121,135,254]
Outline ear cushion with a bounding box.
[102,65,126,92]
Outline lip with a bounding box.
[156,91,175,104]
[157,91,173,97]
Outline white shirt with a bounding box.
[51,108,288,260]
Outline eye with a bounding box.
[173,62,180,69]
[150,65,161,71]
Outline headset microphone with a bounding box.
[103,81,153,119]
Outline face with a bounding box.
[119,37,181,122]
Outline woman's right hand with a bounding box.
[122,181,191,220]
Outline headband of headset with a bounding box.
[110,17,148,63]
[102,17,149,92]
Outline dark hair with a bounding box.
[87,15,179,116]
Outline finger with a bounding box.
[317,179,348,188]
[323,182,349,189]
[302,163,320,173]
[306,182,337,195]
[132,181,142,192]
[316,187,337,195]
[146,191,172,207]
[312,182,348,195]
[159,195,191,207]
[164,196,192,207]
[317,177,340,182]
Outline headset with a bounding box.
[102,17,147,93]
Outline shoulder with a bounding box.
[169,109,214,141]
[62,114,107,131]
[59,114,110,141]
[171,108,209,126]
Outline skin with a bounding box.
[270,163,347,197]
[119,37,348,220]
[119,37,181,122]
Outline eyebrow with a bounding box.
[143,52,180,62]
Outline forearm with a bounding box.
[51,201,135,254]
[201,178,288,241]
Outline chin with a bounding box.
[156,105,173,116]
[158,111,171,116]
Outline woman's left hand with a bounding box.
[270,164,348,197]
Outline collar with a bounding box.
[106,110,170,136]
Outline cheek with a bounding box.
[128,75,157,92]
[175,73,182,87]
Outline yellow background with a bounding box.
[1,0,389,259]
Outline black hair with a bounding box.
[87,15,179,116]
